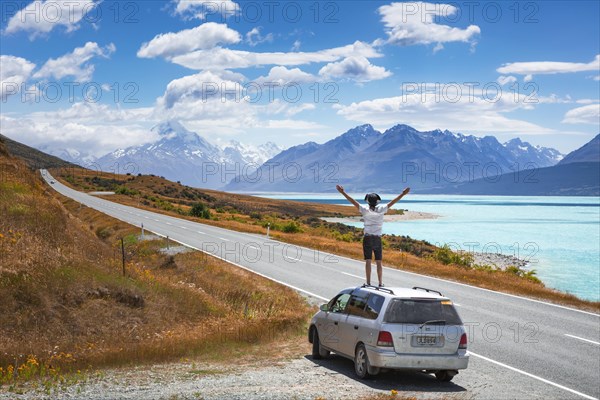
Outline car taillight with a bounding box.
[377,331,394,347]
[459,333,468,349]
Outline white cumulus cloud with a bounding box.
[170,40,382,70]
[0,103,156,158]
[4,0,101,39]
[157,70,247,110]
[562,104,600,125]
[254,66,316,85]
[497,75,517,86]
[245,27,274,47]
[33,42,116,81]
[173,0,240,20]
[137,23,241,59]
[319,56,391,82]
[377,2,480,48]
[497,55,600,78]
[0,55,36,100]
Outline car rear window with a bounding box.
[384,299,463,325]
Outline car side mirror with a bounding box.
[319,304,329,312]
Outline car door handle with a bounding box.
[334,322,338,325]
[354,326,359,330]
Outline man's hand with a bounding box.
[336,185,345,193]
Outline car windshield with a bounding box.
[384,299,463,325]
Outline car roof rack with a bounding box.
[412,286,443,297]
[361,284,395,295]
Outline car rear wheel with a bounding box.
[311,328,329,359]
[435,370,456,382]
[354,344,379,379]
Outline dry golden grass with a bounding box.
[0,150,312,386]
[52,167,600,313]
[358,393,472,400]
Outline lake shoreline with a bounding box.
[321,210,441,223]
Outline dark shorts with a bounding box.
[363,235,382,260]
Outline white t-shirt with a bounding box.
[359,204,388,236]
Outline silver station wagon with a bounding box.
[309,285,469,382]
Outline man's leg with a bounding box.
[374,237,383,286]
[363,236,373,285]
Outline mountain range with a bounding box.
[225,124,564,193]
[20,121,599,195]
[429,134,599,196]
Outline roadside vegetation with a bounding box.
[53,167,599,312]
[0,146,312,392]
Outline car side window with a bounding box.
[329,293,351,313]
[346,293,369,318]
[365,294,385,320]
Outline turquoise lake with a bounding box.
[255,194,600,302]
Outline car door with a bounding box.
[337,289,371,357]
[318,292,351,353]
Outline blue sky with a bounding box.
[1,0,598,158]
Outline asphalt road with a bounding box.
[42,170,600,400]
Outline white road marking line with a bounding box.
[454,303,462,307]
[565,334,600,346]
[197,231,205,234]
[248,245,260,250]
[219,237,230,242]
[166,222,172,225]
[180,226,188,230]
[154,219,159,222]
[341,271,364,280]
[469,352,598,400]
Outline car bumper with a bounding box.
[366,346,469,370]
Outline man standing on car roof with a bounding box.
[336,185,410,287]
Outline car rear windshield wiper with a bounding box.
[419,320,446,329]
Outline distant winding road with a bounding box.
[42,170,600,400]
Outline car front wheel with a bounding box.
[311,328,329,359]
[354,344,379,379]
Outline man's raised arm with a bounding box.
[387,187,410,208]
[336,185,360,209]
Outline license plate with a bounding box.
[416,336,438,346]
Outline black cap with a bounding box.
[364,193,381,207]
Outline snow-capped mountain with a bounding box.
[221,140,283,166]
[504,137,563,167]
[37,146,98,166]
[226,124,565,192]
[93,121,283,189]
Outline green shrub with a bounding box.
[432,245,473,267]
[282,221,302,234]
[505,266,542,284]
[190,203,211,219]
[115,186,139,196]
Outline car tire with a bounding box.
[354,344,379,379]
[435,370,455,382]
[311,328,329,360]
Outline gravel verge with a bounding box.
[1,341,472,400]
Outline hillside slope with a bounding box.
[0,142,310,383]
[0,134,77,170]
